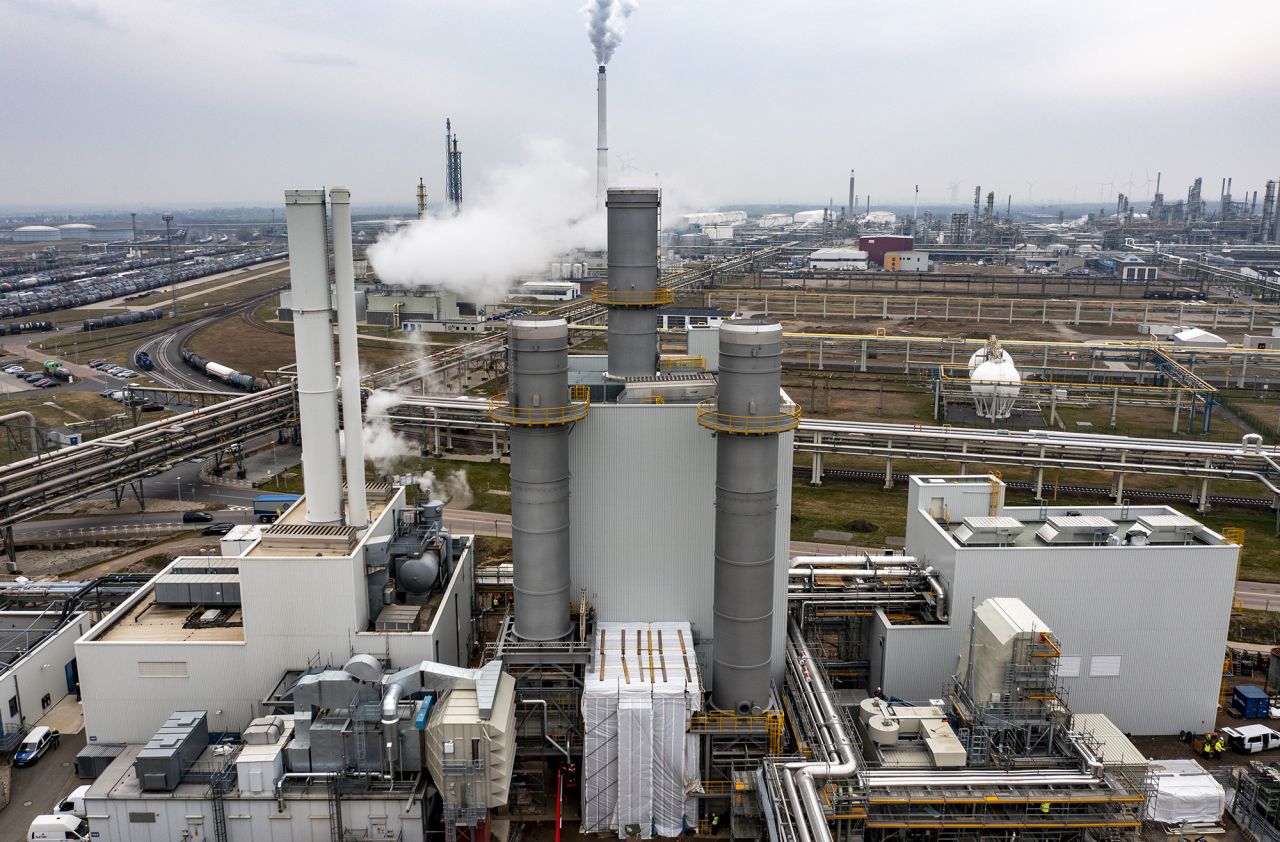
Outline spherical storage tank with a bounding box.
[970,356,1021,420]
[12,225,61,242]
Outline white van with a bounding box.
[52,784,90,817]
[27,813,89,841]
[1223,724,1280,754]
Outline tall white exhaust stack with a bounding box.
[596,65,608,210]
[284,189,343,525]
[329,187,369,529]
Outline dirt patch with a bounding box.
[847,518,878,533]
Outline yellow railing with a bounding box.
[1222,527,1246,546]
[689,709,784,755]
[696,400,801,435]
[590,286,675,307]
[660,355,706,373]
[487,396,589,426]
[570,384,591,402]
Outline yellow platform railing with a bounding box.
[487,395,589,426]
[660,355,706,373]
[696,401,801,435]
[590,286,675,307]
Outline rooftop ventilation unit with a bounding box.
[953,516,1023,546]
[1135,514,1199,544]
[1035,515,1117,545]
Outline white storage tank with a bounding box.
[969,355,1021,420]
[12,225,60,242]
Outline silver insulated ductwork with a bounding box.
[603,188,666,379]
[698,319,797,713]
[489,316,586,640]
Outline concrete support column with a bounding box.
[884,456,894,490]
[1034,466,1044,502]
[1110,387,1119,428]
[1074,301,1082,324]
[945,299,951,321]
[1212,306,1220,329]
[1041,301,1047,324]
[882,297,889,319]
[491,431,501,461]
[1239,356,1249,389]
[1198,476,1212,513]
[1049,389,1059,427]
[1172,391,1182,432]
[859,340,868,372]
[1108,303,1115,326]
[810,434,824,486]
[1008,300,1014,324]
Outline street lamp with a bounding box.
[175,475,182,503]
[163,213,176,318]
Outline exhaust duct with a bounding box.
[329,188,368,528]
[699,319,798,712]
[489,316,584,640]
[603,188,663,379]
[596,66,608,210]
[284,189,343,524]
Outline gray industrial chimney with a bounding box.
[699,319,796,713]
[491,316,585,640]
[283,189,344,525]
[603,188,664,379]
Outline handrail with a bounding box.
[697,400,801,435]
[487,397,589,427]
[589,286,675,307]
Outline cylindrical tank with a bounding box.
[710,319,785,713]
[284,188,344,524]
[867,714,900,745]
[507,316,573,641]
[206,361,237,381]
[606,189,660,378]
[859,697,882,725]
[572,262,585,279]
[550,262,563,279]
[398,551,441,594]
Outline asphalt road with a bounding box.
[0,729,85,839]
[1237,580,1280,612]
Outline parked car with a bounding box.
[86,358,104,368]
[182,511,214,523]
[52,784,90,817]
[11,368,30,376]
[202,522,235,536]
[3,364,24,374]
[14,726,60,766]
[100,388,116,398]
[33,379,56,388]
[140,403,164,412]
[27,813,89,841]
[108,391,124,401]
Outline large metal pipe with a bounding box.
[605,188,660,378]
[508,316,573,640]
[596,65,608,210]
[329,187,369,529]
[709,319,785,712]
[284,189,343,524]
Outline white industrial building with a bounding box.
[0,610,89,744]
[867,475,1238,735]
[808,247,869,270]
[1171,326,1229,347]
[884,250,930,272]
[515,280,580,301]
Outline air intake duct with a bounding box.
[698,319,798,712]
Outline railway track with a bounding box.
[801,466,1275,509]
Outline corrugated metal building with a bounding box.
[868,476,1238,735]
[568,399,794,686]
[76,488,476,743]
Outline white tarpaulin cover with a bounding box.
[581,622,703,839]
[1144,759,1225,824]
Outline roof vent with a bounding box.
[1035,515,1117,545]
[953,516,1022,546]
[1135,514,1199,544]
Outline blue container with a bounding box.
[1233,685,1271,719]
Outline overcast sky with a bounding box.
[2,0,1277,210]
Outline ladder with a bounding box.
[328,775,345,842]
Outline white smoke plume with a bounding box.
[367,139,604,309]
[583,0,638,65]
[350,388,416,473]
[417,468,475,508]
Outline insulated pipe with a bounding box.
[924,568,949,621]
[710,319,784,713]
[284,189,343,524]
[782,619,858,842]
[0,412,39,456]
[508,316,573,640]
[605,189,660,378]
[791,554,918,568]
[329,188,368,529]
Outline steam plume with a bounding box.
[367,139,604,307]
[583,0,637,65]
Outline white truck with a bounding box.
[27,813,90,841]
[1223,724,1280,754]
[52,784,90,817]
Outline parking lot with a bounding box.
[0,729,85,838]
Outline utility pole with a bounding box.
[163,213,176,317]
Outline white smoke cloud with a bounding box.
[582,0,638,65]
[348,388,416,473]
[366,139,605,309]
[417,468,474,508]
